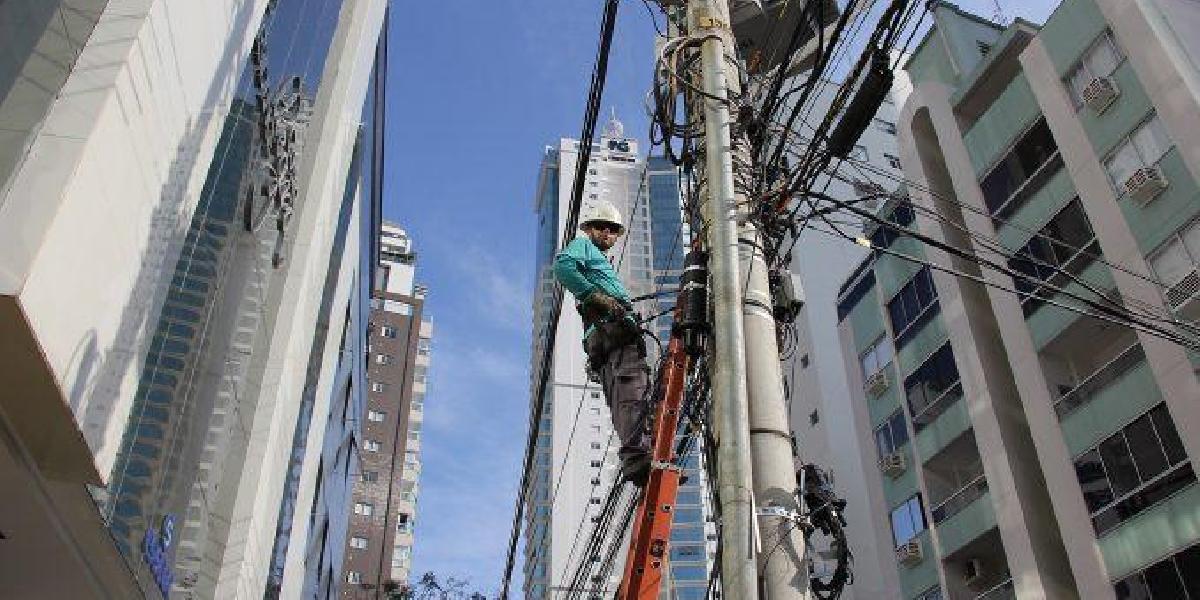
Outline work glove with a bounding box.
[585,291,627,318]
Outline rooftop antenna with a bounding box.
[603,106,624,138]
[991,0,1009,25]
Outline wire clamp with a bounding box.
[757,505,804,524]
[696,13,728,30]
[650,460,683,472]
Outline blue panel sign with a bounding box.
[142,514,176,596]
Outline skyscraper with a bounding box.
[340,222,433,595]
[835,2,1200,599]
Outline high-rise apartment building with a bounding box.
[0,0,389,597]
[526,121,716,598]
[832,2,1200,599]
[340,222,432,596]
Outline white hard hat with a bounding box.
[580,200,625,233]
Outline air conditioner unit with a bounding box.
[864,370,889,396]
[1082,76,1119,113]
[1165,269,1200,318]
[878,451,906,479]
[963,558,985,586]
[895,539,923,566]
[1123,166,1168,205]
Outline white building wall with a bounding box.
[784,79,910,600]
[0,0,270,482]
[279,187,365,600]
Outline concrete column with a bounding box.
[897,82,1081,600]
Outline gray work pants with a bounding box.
[594,341,651,462]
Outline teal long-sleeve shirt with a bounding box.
[553,236,630,304]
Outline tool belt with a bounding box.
[583,317,644,367]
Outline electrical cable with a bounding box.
[499,2,623,596]
[803,192,1200,350]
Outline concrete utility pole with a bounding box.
[687,0,807,598]
[687,1,759,598]
[743,213,809,599]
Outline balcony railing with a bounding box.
[991,151,1064,224]
[910,382,963,432]
[1054,343,1145,419]
[931,474,988,524]
[975,578,1015,600]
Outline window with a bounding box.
[890,494,926,546]
[850,145,869,161]
[875,118,897,135]
[354,502,374,516]
[590,442,602,450]
[350,536,368,549]
[904,343,962,431]
[361,470,378,482]
[380,325,397,338]
[886,267,939,349]
[1073,404,1192,536]
[1113,542,1200,599]
[397,513,412,534]
[376,353,392,365]
[590,460,602,468]
[809,410,820,426]
[1007,198,1099,316]
[977,41,992,56]
[367,410,386,423]
[868,200,916,254]
[978,118,1060,219]
[874,410,909,457]
[370,381,386,393]
[1105,114,1172,191]
[884,153,902,169]
[1149,219,1200,301]
[363,440,381,453]
[590,497,602,505]
[417,338,431,356]
[413,365,427,384]
[860,336,894,379]
[382,300,411,315]
[1066,31,1125,108]
[347,571,362,584]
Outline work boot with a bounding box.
[621,453,651,487]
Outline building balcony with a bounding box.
[1054,343,1147,420]
[975,578,1015,600]
[915,386,971,460]
[932,474,989,526]
[936,484,996,557]
[1025,260,1117,351]
[991,151,1065,225]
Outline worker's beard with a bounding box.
[590,233,616,251]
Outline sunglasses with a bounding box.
[590,223,622,235]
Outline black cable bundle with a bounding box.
[824,47,893,159]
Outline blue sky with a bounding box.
[384,0,1058,594]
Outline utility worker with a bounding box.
[553,200,651,486]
